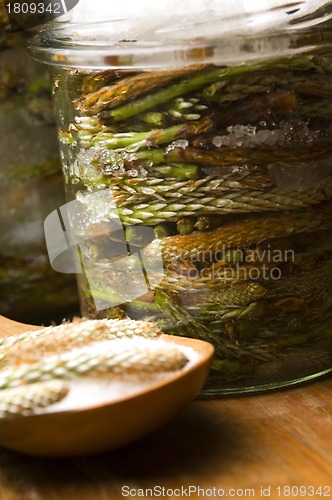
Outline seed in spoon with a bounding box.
[0,380,69,418]
[0,318,163,367]
[0,337,189,390]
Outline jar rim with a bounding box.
[29,4,332,70]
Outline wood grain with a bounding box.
[0,376,330,499]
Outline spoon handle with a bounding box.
[0,315,40,339]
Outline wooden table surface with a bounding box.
[0,375,331,499]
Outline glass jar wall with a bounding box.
[31,4,332,394]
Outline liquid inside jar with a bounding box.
[51,43,332,395]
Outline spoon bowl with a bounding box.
[0,315,214,456]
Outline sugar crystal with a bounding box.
[62,1,328,41]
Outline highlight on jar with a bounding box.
[30,0,332,395]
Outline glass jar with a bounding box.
[0,17,79,324]
[30,2,332,395]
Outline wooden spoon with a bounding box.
[0,315,214,457]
